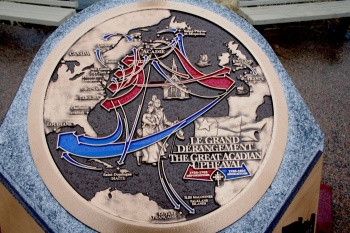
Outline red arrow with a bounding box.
[174,48,234,90]
[183,165,216,181]
[101,70,145,111]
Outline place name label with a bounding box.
[151,212,184,221]
[102,171,132,181]
[90,68,110,76]
[69,106,93,115]
[183,29,206,36]
[75,95,102,101]
[241,75,265,84]
[46,122,73,127]
[184,195,213,206]
[80,86,104,92]
[68,50,90,56]
[98,44,113,48]
[105,60,119,64]
[82,76,103,82]
[140,48,166,55]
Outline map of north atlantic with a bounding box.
[44,9,274,223]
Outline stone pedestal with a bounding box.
[0,0,323,232]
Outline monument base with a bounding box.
[0,155,324,233]
[273,154,323,233]
[0,183,43,233]
[0,1,324,232]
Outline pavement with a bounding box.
[0,2,349,233]
[260,21,350,233]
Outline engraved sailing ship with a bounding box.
[196,53,211,67]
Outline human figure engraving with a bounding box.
[135,96,183,166]
[141,101,160,166]
[134,128,147,166]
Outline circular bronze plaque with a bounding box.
[28,2,287,232]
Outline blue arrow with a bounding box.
[160,178,181,209]
[118,104,142,165]
[160,161,195,214]
[168,183,195,214]
[158,36,179,50]
[77,115,123,145]
[219,163,251,180]
[176,33,187,58]
[124,34,133,42]
[169,37,179,47]
[94,49,105,66]
[152,61,170,81]
[103,33,116,40]
[57,132,124,158]
[57,89,232,159]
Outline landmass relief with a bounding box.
[43,9,274,224]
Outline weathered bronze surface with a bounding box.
[28,2,288,232]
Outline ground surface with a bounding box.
[260,21,350,233]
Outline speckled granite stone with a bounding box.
[0,0,323,232]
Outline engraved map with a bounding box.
[43,9,274,223]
